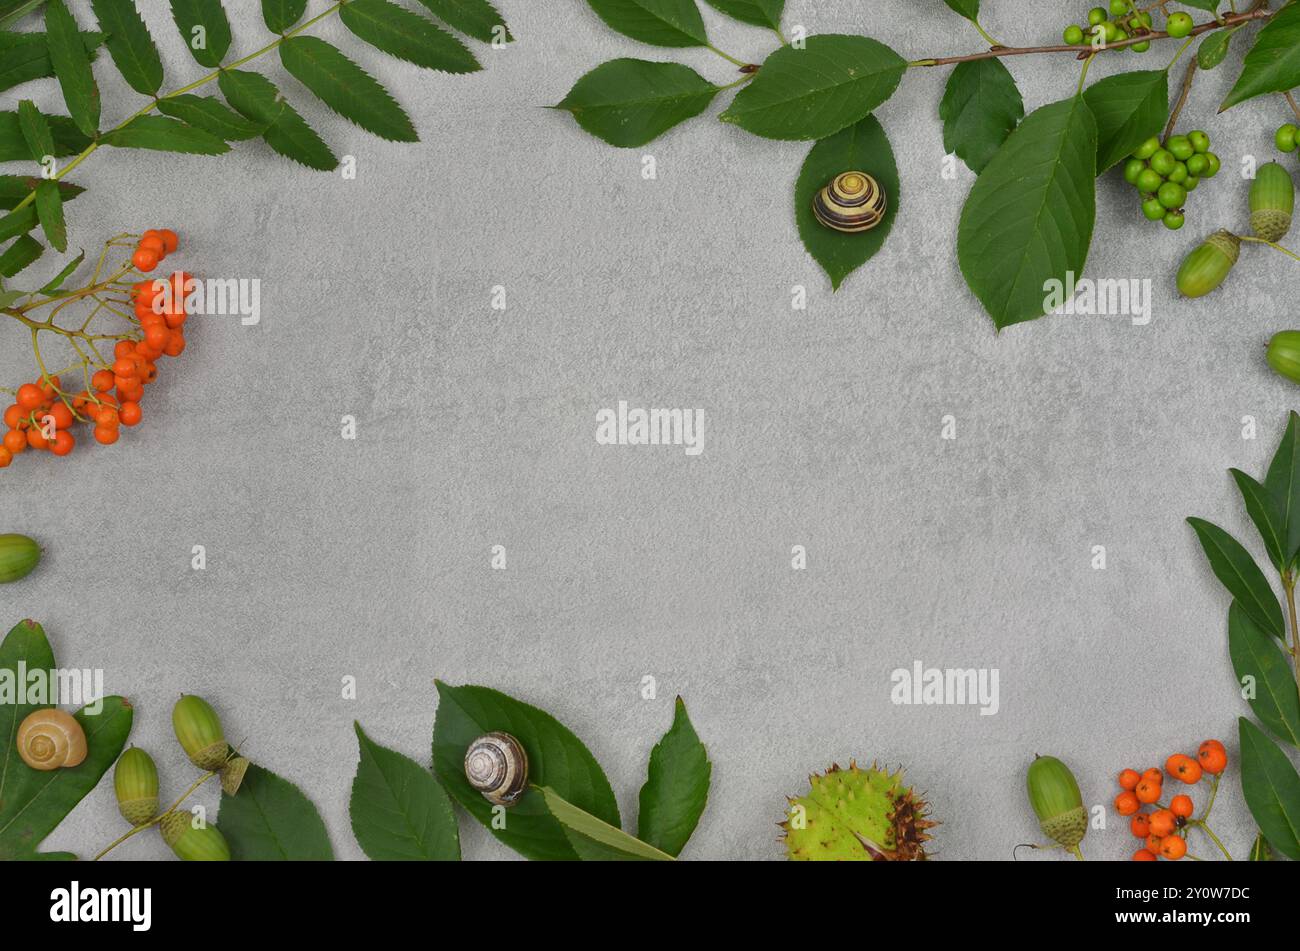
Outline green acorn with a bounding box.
[171,695,230,771]
[0,534,40,583]
[219,755,250,796]
[1176,230,1240,298]
[113,747,159,827]
[1026,754,1087,859]
[1250,162,1295,242]
[1267,331,1300,385]
[159,811,231,861]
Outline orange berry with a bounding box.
[113,340,136,360]
[15,384,43,410]
[132,247,159,272]
[0,445,10,468]
[46,403,73,430]
[1114,790,1140,816]
[1159,836,1187,860]
[1129,813,1151,838]
[95,406,119,428]
[1135,779,1161,804]
[159,229,178,253]
[118,402,142,427]
[93,425,119,446]
[1169,756,1203,784]
[3,405,22,429]
[49,430,74,456]
[1142,767,1163,784]
[26,427,48,450]
[1118,768,1141,791]
[1170,794,1194,818]
[143,324,170,350]
[1146,833,1164,852]
[163,332,185,357]
[138,235,165,257]
[3,430,26,453]
[92,369,115,391]
[1198,740,1227,775]
[1148,809,1177,837]
[1133,848,1157,861]
[112,358,138,379]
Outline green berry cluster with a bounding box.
[1123,132,1221,231]
[1063,2,1159,51]
[1277,123,1300,156]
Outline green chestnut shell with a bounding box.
[159,811,231,861]
[1267,331,1300,385]
[0,534,40,583]
[114,747,159,827]
[1177,230,1240,298]
[1250,162,1295,242]
[1026,755,1087,851]
[171,695,229,771]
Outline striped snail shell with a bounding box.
[464,732,529,807]
[17,708,87,771]
[813,171,887,234]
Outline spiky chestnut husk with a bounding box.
[159,811,231,861]
[781,761,936,861]
[114,747,159,826]
[1026,755,1087,855]
[171,695,230,771]
[219,756,250,796]
[1250,162,1295,243]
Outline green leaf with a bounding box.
[555,58,719,148]
[170,0,230,68]
[1232,468,1288,572]
[0,205,37,243]
[1239,717,1300,859]
[1222,2,1300,111]
[795,114,898,290]
[218,763,334,860]
[262,0,306,33]
[943,0,980,20]
[0,289,26,308]
[702,0,783,29]
[539,786,675,861]
[218,69,337,171]
[38,247,81,292]
[0,620,134,860]
[101,114,229,154]
[0,176,80,211]
[1187,517,1285,639]
[0,0,49,29]
[45,0,99,137]
[17,98,55,162]
[1265,411,1300,567]
[90,0,162,96]
[432,681,620,861]
[340,0,479,74]
[34,178,64,251]
[0,109,90,162]
[416,0,511,43]
[584,0,706,47]
[1179,0,1220,11]
[1197,26,1237,71]
[279,36,416,143]
[637,697,711,857]
[350,722,460,860]
[1083,69,1169,173]
[0,29,104,95]
[957,95,1097,329]
[0,233,41,277]
[157,94,264,141]
[939,58,1023,174]
[722,34,906,141]
[1229,602,1300,747]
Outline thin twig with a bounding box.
[1164,58,1199,141]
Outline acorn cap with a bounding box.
[219,756,250,796]
[159,812,231,861]
[171,695,229,771]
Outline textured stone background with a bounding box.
[2,0,1298,861]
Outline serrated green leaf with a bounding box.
[1239,717,1300,859]
[540,786,675,861]
[0,110,89,162]
[702,0,783,29]
[17,99,54,162]
[957,95,1096,329]
[0,233,41,277]
[1188,516,1285,638]
[262,0,306,33]
[1178,0,1220,12]
[279,36,416,143]
[1233,468,1288,572]
[45,0,99,137]
[584,0,705,47]
[722,34,905,141]
[939,58,1023,174]
[0,0,49,29]
[169,0,230,68]
[33,178,64,251]
[1222,2,1300,111]
[0,205,37,243]
[91,0,162,96]
[0,175,80,210]
[0,29,104,95]
[340,0,479,74]
[555,58,719,148]
[218,69,337,171]
[416,0,511,43]
[37,246,81,292]
[350,722,460,861]
[1229,602,1300,747]
[637,697,710,857]
[219,763,333,860]
[101,114,229,154]
[1083,69,1169,173]
[795,114,898,290]
[432,681,620,861]
[1265,411,1300,567]
[0,620,134,860]
[157,94,263,141]
[1197,26,1236,71]
[943,0,980,21]
[0,289,26,308]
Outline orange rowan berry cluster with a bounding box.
[1112,740,1228,861]
[0,229,191,469]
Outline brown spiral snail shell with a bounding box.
[813,171,887,234]
[464,732,529,806]
[17,708,87,771]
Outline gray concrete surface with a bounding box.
[2,0,1297,861]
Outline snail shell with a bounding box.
[464,732,528,807]
[813,171,887,234]
[17,708,87,771]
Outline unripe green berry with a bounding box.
[159,811,231,861]
[172,694,230,772]
[1102,20,1122,42]
[1168,162,1189,184]
[1136,168,1163,193]
[1157,181,1186,209]
[1267,331,1300,385]
[1166,12,1194,38]
[1167,135,1194,161]
[1186,153,1209,176]
[1203,152,1221,178]
[1132,136,1161,161]
[113,747,159,827]
[1250,161,1295,242]
[1150,149,1177,176]
[1109,0,1128,15]
[1277,124,1299,154]
[1124,158,1145,185]
[1141,197,1166,221]
[1162,211,1185,230]
[1177,229,1240,298]
[1063,24,1085,45]
[1130,39,1150,52]
[1184,175,1199,192]
[1088,6,1108,26]
[1188,130,1210,154]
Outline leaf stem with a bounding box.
[706,43,749,68]
[1193,820,1234,861]
[1240,235,1300,263]
[1163,58,1198,141]
[1286,92,1300,123]
[972,19,1002,48]
[1284,572,1300,709]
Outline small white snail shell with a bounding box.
[813,171,887,234]
[464,732,528,807]
[17,708,87,771]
